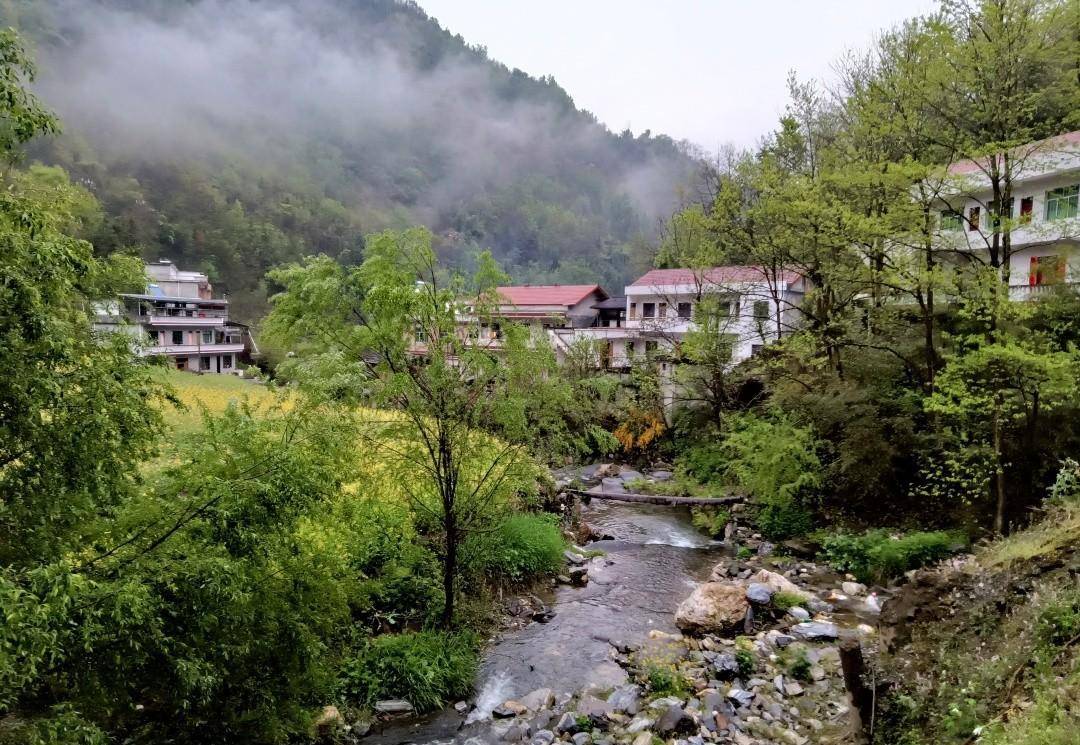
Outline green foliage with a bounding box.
[735,648,756,678]
[786,650,812,682]
[639,661,689,698]
[690,506,730,538]
[771,592,805,612]
[818,529,965,583]
[463,513,567,583]
[340,631,478,713]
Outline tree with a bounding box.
[266,228,539,627]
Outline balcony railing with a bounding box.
[142,343,246,356]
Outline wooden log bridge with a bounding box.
[565,487,744,507]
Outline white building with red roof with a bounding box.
[934,130,1080,298]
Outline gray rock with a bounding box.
[568,565,589,586]
[518,688,555,712]
[784,681,805,696]
[530,710,554,731]
[774,634,796,649]
[374,699,413,714]
[650,470,673,481]
[842,581,867,597]
[554,712,579,735]
[572,733,592,745]
[577,694,612,722]
[746,583,774,604]
[502,723,531,742]
[493,701,527,718]
[810,665,826,681]
[789,621,839,641]
[606,684,641,715]
[708,652,740,680]
[599,477,626,493]
[564,550,586,565]
[618,470,644,482]
[787,607,810,622]
[655,703,690,734]
[530,730,555,745]
[756,541,775,557]
[453,701,469,714]
[625,715,653,734]
[631,733,653,745]
[726,688,754,707]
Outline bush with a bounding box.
[818,529,965,583]
[639,660,689,698]
[340,631,478,713]
[771,591,805,611]
[463,513,566,583]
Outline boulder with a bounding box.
[631,733,654,745]
[454,701,469,714]
[494,700,529,718]
[530,730,555,745]
[554,712,579,735]
[594,463,619,479]
[569,565,589,586]
[518,688,555,712]
[599,477,626,493]
[707,652,740,680]
[789,621,839,641]
[577,694,612,722]
[842,581,867,597]
[502,722,531,742]
[787,607,810,622]
[747,569,810,600]
[618,469,644,483]
[374,699,413,715]
[313,705,342,734]
[654,703,691,734]
[650,470,673,481]
[606,684,641,715]
[746,582,774,604]
[572,733,592,745]
[564,550,587,565]
[675,583,749,634]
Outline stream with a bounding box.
[368,498,725,744]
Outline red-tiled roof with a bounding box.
[629,266,801,288]
[496,284,606,307]
[948,130,1080,175]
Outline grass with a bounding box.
[981,503,1080,568]
[817,529,966,583]
[771,591,805,611]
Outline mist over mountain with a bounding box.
[5,0,701,318]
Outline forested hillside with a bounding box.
[0,0,700,320]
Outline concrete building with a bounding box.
[935,130,1080,298]
[99,260,256,373]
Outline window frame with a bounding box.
[676,301,692,320]
[1045,185,1079,222]
[642,302,656,319]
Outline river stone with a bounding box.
[454,701,469,714]
[572,733,591,745]
[625,715,653,734]
[655,703,691,734]
[600,477,625,493]
[650,470,673,481]
[674,583,749,634]
[519,688,555,712]
[578,694,612,721]
[726,688,754,707]
[494,700,528,718]
[842,581,867,597]
[374,699,413,714]
[502,722,532,742]
[531,710,554,731]
[554,712,579,735]
[530,730,555,745]
[569,565,589,586]
[790,621,839,641]
[708,652,740,680]
[618,469,644,482]
[787,607,811,622]
[564,550,587,565]
[746,582,774,604]
[606,684,641,715]
[748,569,810,600]
[631,733,653,745]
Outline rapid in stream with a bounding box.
[368,499,724,744]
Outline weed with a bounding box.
[771,591,805,611]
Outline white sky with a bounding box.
[418,0,939,151]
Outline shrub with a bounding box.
[339,631,478,712]
[639,660,689,698]
[818,529,965,583]
[462,513,566,583]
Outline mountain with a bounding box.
[3,0,701,320]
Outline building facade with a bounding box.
[98,261,256,373]
[935,130,1080,298]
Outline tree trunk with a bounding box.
[441,518,457,628]
[992,397,1008,535]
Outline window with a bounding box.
[642,302,656,319]
[645,340,658,353]
[718,301,731,317]
[940,210,963,231]
[967,206,981,232]
[222,355,233,370]
[199,356,211,371]
[751,344,764,356]
[1030,255,1065,286]
[175,357,187,370]
[626,341,636,356]
[171,330,184,346]
[990,198,1013,232]
[677,302,692,319]
[147,330,160,346]
[629,302,637,319]
[753,300,770,320]
[1045,185,1079,221]
[1020,197,1034,225]
[658,302,667,318]
[201,330,213,345]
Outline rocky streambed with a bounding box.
[366,464,886,745]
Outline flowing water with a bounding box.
[368,499,724,744]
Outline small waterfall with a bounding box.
[464,669,514,724]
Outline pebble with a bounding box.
[787,607,811,622]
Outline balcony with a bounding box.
[142,315,227,327]
[142,343,246,356]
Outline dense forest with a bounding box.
[0,0,700,320]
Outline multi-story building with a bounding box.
[935,130,1080,299]
[567,266,806,369]
[98,260,256,373]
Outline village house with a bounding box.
[935,130,1080,297]
[97,260,257,373]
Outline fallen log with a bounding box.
[565,487,744,506]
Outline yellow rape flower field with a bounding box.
[155,368,284,435]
